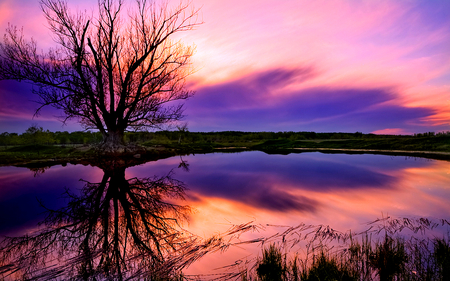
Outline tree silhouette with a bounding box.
[0,0,199,152]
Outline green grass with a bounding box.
[142,131,450,154]
[252,136,450,152]
[0,144,97,166]
[2,132,450,166]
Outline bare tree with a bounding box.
[0,0,199,152]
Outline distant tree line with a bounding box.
[128,130,450,145]
[414,131,450,137]
[2,126,449,147]
[0,125,102,147]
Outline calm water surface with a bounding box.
[1,151,449,276]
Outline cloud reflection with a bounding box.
[154,152,432,214]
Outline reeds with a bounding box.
[2,215,448,280]
[221,216,450,281]
[226,236,450,281]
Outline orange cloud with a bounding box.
[371,128,414,135]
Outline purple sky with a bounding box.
[1,0,450,134]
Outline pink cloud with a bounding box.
[186,0,450,129]
[0,0,49,44]
[1,0,449,132]
[371,128,414,135]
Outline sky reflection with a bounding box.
[1,152,445,237]
[130,152,450,275]
[0,164,102,236]
[121,152,450,233]
[126,152,449,232]
[0,152,449,276]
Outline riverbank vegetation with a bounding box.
[1,127,450,165]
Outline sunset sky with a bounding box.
[0,0,449,134]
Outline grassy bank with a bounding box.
[129,131,450,161]
[141,131,450,154]
[1,131,450,166]
[0,144,178,166]
[251,136,450,152]
[0,144,94,166]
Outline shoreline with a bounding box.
[3,145,450,168]
[292,147,450,156]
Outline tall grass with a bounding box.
[155,217,449,280]
[4,215,444,280]
[239,236,450,281]
[213,217,450,281]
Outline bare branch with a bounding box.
[0,0,201,150]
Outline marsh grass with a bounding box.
[180,217,450,281]
[1,215,449,280]
[233,236,450,281]
[204,216,450,281]
[0,144,94,165]
[301,251,358,281]
[256,244,286,281]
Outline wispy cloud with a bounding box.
[186,68,436,132]
[0,0,449,133]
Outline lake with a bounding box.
[1,151,449,278]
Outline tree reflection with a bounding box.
[0,160,196,280]
[27,165,51,177]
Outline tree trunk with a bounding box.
[100,129,126,154]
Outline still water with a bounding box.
[1,151,449,278]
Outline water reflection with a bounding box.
[132,152,450,240]
[139,152,426,215]
[1,152,450,278]
[0,159,195,280]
